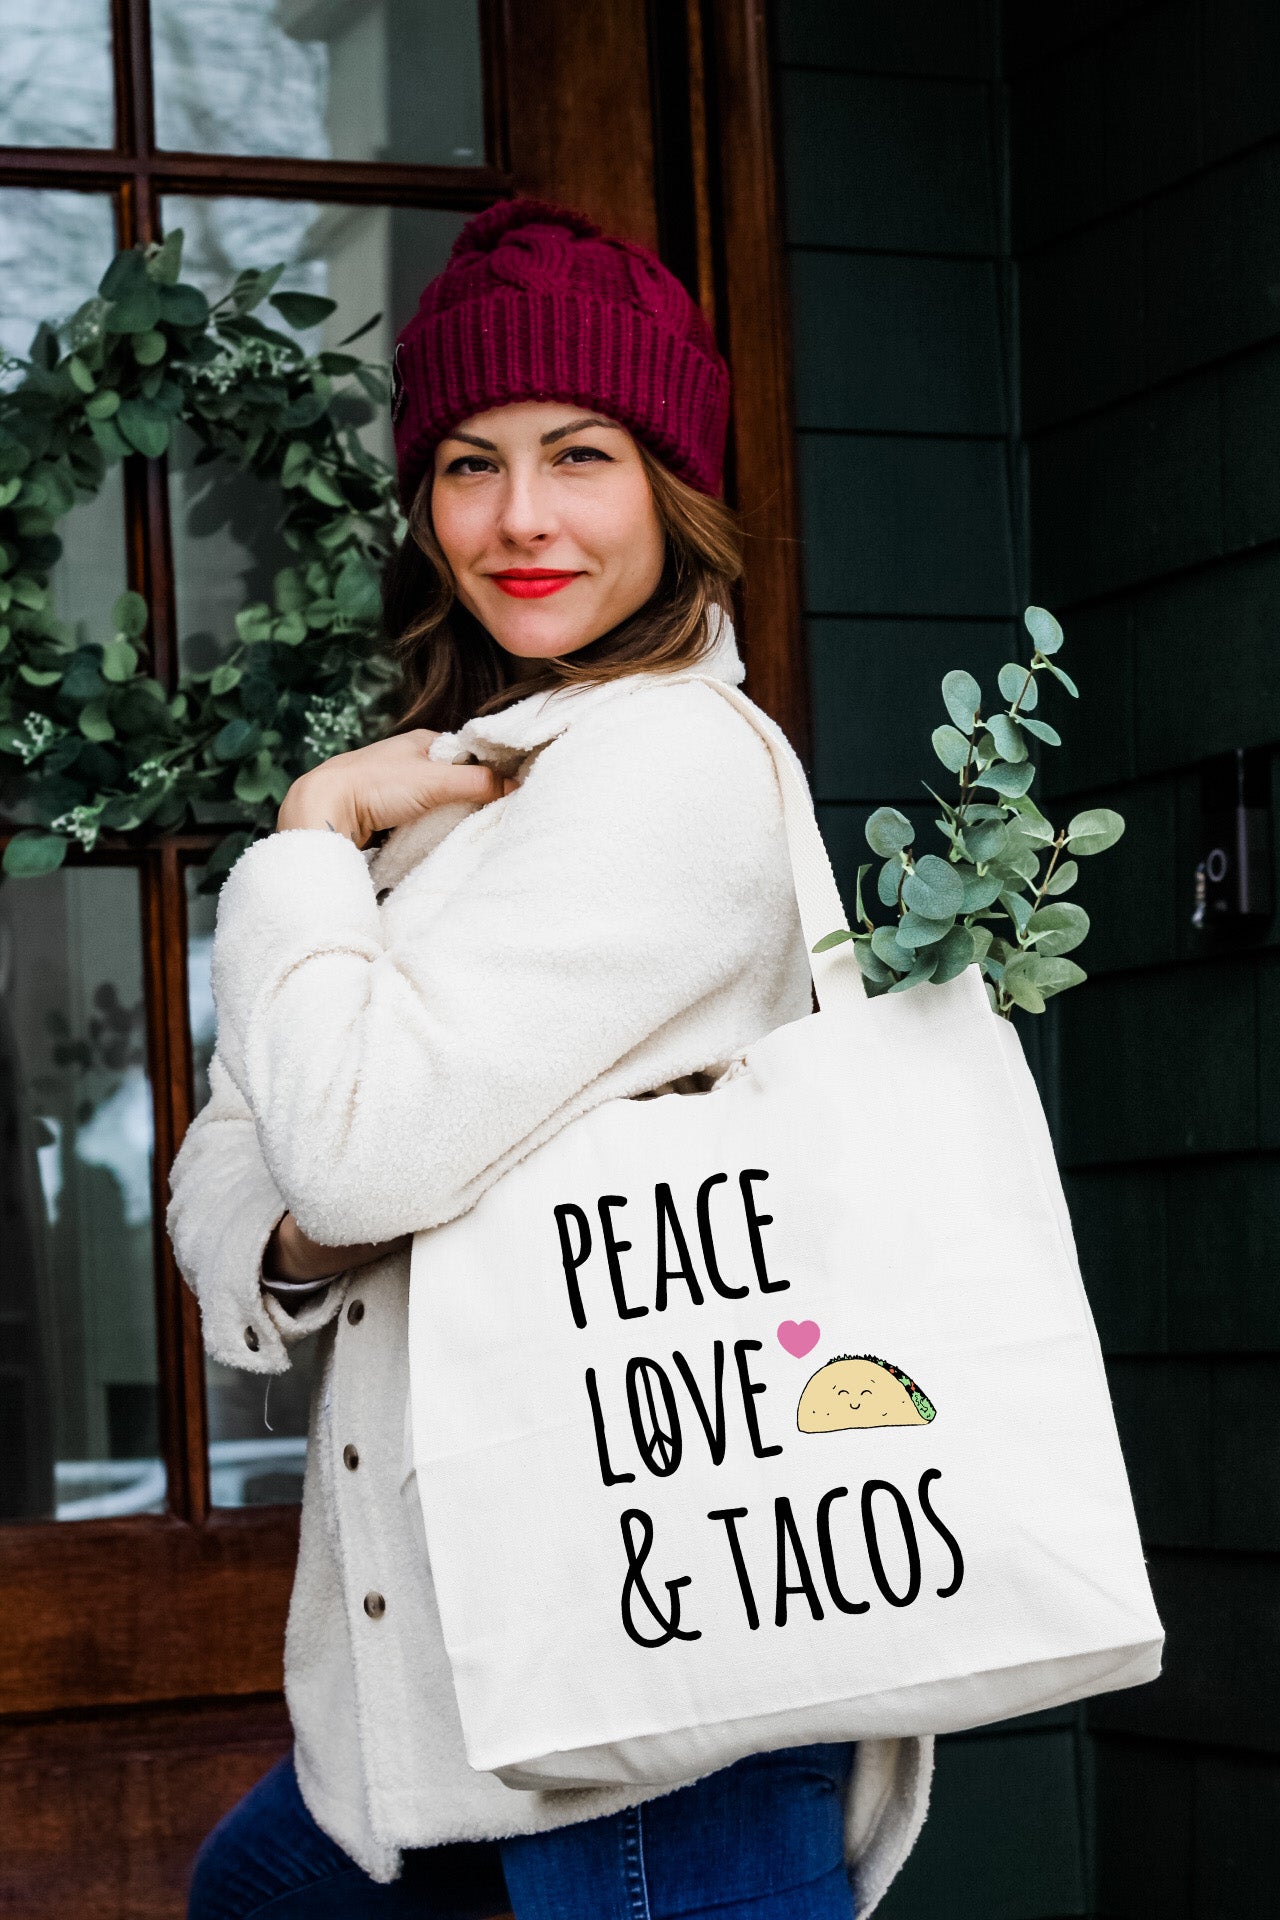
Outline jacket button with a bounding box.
[375,885,392,904]
[343,1444,359,1471]
[347,1299,364,1325]
[363,1590,386,1619]
[244,1325,260,1352]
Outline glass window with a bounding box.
[151,0,484,167]
[0,0,114,150]
[162,195,464,674]
[184,863,318,1507]
[0,865,166,1521]
[0,189,117,373]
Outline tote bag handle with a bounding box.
[691,677,867,1015]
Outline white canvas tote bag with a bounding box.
[408,678,1163,1791]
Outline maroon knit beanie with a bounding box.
[391,198,730,506]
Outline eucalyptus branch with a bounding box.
[814,607,1125,1018]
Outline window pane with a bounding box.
[184,863,318,1507]
[0,191,127,828]
[152,0,484,166]
[0,0,114,150]
[0,866,166,1521]
[162,196,464,676]
[0,188,117,373]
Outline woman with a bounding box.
[169,199,932,1920]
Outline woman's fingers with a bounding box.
[434,762,507,804]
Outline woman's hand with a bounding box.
[277,729,508,846]
[263,1211,412,1284]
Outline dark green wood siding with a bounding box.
[775,0,1277,1913]
[774,5,1090,1916]
[1009,5,1280,1913]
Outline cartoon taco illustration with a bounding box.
[797,1354,936,1432]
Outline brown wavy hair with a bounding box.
[381,442,743,736]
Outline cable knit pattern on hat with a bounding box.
[392,198,731,504]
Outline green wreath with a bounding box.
[0,229,403,886]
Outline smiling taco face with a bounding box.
[797,1354,936,1432]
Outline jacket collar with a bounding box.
[366,610,745,892]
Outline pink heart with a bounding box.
[777,1319,820,1358]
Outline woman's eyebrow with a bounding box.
[445,430,499,451]
[540,416,621,444]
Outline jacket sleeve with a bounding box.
[165,1048,348,1372]
[207,680,800,1247]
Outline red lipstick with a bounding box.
[488,568,582,599]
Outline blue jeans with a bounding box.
[188,1744,856,1919]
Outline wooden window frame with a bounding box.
[0,0,802,1722]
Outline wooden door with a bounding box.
[0,3,799,1912]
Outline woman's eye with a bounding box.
[557,445,611,466]
[445,455,496,476]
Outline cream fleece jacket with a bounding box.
[165,615,933,1911]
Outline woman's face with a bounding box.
[430,400,666,664]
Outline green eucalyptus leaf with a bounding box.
[100,638,138,682]
[133,329,167,365]
[1031,956,1087,998]
[1043,658,1079,697]
[871,924,914,972]
[305,467,346,508]
[1007,797,1056,842]
[3,828,68,876]
[931,723,971,773]
[99,248,149,301]
[271,290,339,330]
[967,923,994,966]
[334,552,381,623]
[1067,806,1125,856]
[1002,954,1046,1014]
[974,759,1036,798]
[853,860,871,927]
[961,869,1003,911]
[998,661,1035,707]
[1044,858,1079,895]
[1019,715,1061,746]
[147,230,184,285]
[88,416,129,461]
[117,398,170,457]
[1027,901,1090,956]
[78,699,116,741]
[1001,889,1033,936]
[85,388,120,419]
[1024,605,1064,655]
[234,603,273,644]
[901,852,964,919]
[985,712,1028,763]
[157,282,210,327]
[865,806,915,857]
[942,668,982,733]
[813,928,855,951]
[966,819,1008,864]
[898,908,955,949]
[68,355,96,394]
[105,286,161,334]
[931,922,975,984]
[209,663,243,696]
[854,941,895,987]
[112,590,148,638]
[888,949,939,993]
[213,717,261,761]
[876,857,904,908]
[18,664,61,686]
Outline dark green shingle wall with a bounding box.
[776,0,1279,1912]
[774,5,1090,1916]
[1009,4,1280,1912]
